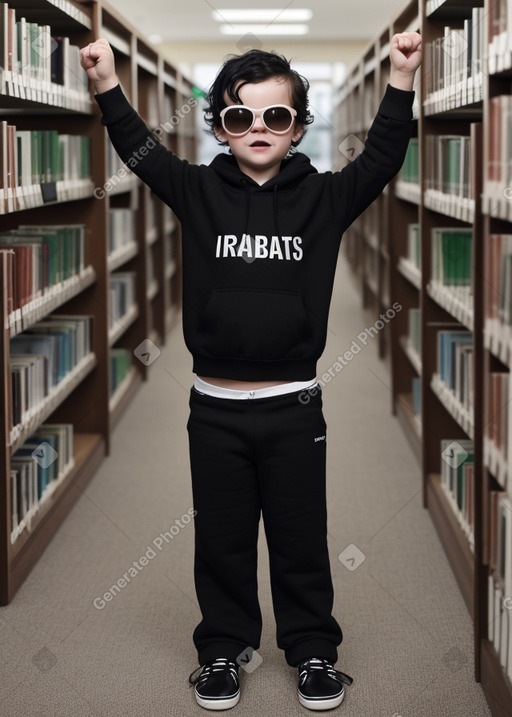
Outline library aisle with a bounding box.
[0,255,491,717]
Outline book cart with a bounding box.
[0,0,196,605]
[335,1,512,715]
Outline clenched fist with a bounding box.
[389,32,422,91]
[80,39,118,94]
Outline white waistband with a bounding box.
[193,376,317,400]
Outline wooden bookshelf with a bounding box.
[0,0,195,605]
[335,1,511,714]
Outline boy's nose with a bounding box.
[252,114,266,130]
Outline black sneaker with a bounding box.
[189,657,240,710]
[297,657,353,711]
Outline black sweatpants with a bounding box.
[186,384,343,668]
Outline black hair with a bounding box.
[204,49,313,149]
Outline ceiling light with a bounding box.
[212,9,312,23]
[219,24,309,36]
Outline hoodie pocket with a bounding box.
[196,288,313,361]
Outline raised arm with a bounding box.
[79,40,191,215]
[330,32,422,230]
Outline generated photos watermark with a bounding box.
[134,339,161,366]
[338,544,366,572]
[236,647,263,674]
[299,302,402,403]
[93,97,198,200]
[93,508,196,610]
[441,441,468,469]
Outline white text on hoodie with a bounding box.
[215,234,303,261]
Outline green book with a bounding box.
[49,130,60,182]
[440,229,472,286]
[31,130,41,184]
[408,223,421,268]
[448,137,461,196]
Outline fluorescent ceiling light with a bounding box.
[213,9,312,23]
[219,24,309,36]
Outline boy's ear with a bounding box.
[292,124,304,143]
[214,125,228,143]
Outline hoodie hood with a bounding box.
[208,151,318,236]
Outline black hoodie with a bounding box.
[95,83,414,381]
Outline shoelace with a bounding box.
[298,657,353,687]
[189,657,238,687]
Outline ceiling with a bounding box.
[105,0,409,44]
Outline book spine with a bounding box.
[440,439,475,549]
[10,423,74,543]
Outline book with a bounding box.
[10,353,47,428]
[408,223,421,270]
[109,209,136,255]
[9,315,92,432]
[0,225,86,320]
[488,0,512,72]
[110,348,132,395]
[109,272,137,333]
[429,227,473,328]
[425,134,472,200]
[432,331,474,434]
[412,376,421,417]
[440,439,475,550]
[0,2,8,74]
[488,490,512,680]
[437,330,473,391]
[10,423,74,543]
[424,8,485,113]
[431,228,472,287]
[0,247,14,317]
[399,138,419,184]
[0,3,90,109]
[408,308,421,355]
[485,96,512,217]
[485,372,509,492]
[485,235,512,365]
[0,126,92,213]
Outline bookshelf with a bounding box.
[335,1,512,716]
[0,0,195,604]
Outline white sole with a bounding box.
[298,687,345,711]
[195,690,240,710]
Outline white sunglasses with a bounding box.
[220,104,298,135]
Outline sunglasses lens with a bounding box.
[263,106,293,132]
[223,107,253,134]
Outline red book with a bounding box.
[0,247,14,316]
[0,120,7,205]
[10,245,31,308]
[7,7,15,73]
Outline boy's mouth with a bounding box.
[250,141,270,147]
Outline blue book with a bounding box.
[437,331,472,387]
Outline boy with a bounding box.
[80,32,422,712]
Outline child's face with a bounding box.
[216,77,303,184]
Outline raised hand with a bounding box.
[389,32,422,91]
[80,39,119,94]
